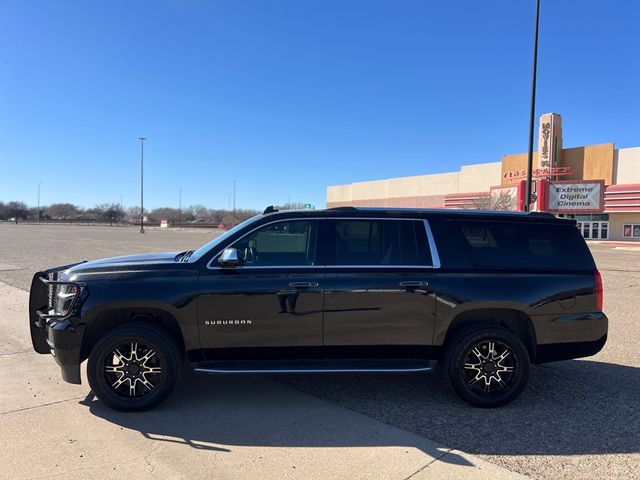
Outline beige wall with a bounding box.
[459,162,501,192]
[615,147,640,185]
[327,163,500,206]
[608,213,640,242]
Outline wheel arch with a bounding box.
[443,308,537,361]
[80,304,186,361]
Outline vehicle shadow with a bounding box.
[276,359,640,457]
[85,359,639,458]
[83,371,474,466]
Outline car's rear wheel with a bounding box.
[445,326,530,407]
[87,323,181,411]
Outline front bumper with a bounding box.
[29,266,86,384]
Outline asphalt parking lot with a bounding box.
[0,223,638,479]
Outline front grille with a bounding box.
[47,271,59,309]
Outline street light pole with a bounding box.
[139,137,146,233]
[37,181,41,222]
[179,186,182,226]
[524,0,541,212]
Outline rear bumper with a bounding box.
[533,312,608,363]
[534,334,607,364]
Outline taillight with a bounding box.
[594,269,603,311]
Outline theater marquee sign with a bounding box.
[545,180,604,213]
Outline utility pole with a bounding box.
[37,181,41,222]
[524,0,541,212]
[139,137,146,233]
[233,180,236,214]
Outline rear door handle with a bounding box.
[288,281,319,288]
[399,281,429,288]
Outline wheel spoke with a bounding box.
[139,349,156,365]
[471,347,484,361]
[138,376,155,391]
[113,348,128,364]
[112,374,127,389]
[128,379,136,396]
[130,342,139,360]
[497,365,514,373]
[496,349,510,362]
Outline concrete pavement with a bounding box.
[0,281,524,480]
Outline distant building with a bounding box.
[327,114,640,242]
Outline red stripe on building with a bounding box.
[605,183,640,212]
[443,192,490,209]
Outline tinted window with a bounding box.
[434,219,594,269]
[333,220,431,266]
[232,220,317,266]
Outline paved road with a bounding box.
[0,223,638,479]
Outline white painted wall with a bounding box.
[615,147,640,184]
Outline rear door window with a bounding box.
[433,219,594,269]
[330,219,432,266]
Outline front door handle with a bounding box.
[288,281,319,288]
[399,281,429,288]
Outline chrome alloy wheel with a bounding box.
[462,340,517,395]
[103,341,163,397]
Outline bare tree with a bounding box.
[95,203,125,226]
[490,190,518,211]
[6,201,29,223]
[46,203,80,220]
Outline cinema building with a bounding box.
[327,114,640,242]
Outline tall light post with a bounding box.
[524,0,541,212]
[233,180,236,214]
[178,186,182,225]
[37,181,41,222]
[139,137,146,233]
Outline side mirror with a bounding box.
[218,247,241,267]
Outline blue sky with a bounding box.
[1,1,638,210]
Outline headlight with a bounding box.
[55,284,79,316]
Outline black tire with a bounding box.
[87,323,181,411]
[445,326,530,408]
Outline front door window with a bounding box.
[232,220,318,266]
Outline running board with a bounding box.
[193,359,436,374]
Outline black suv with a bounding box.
[29,207,607,411]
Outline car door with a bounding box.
[197,218,325,360]
[322,217,439,358]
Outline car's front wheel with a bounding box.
[87,323,181,411]
[445,326,530,408]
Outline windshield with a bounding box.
[188,215,263,263]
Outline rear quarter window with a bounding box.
[432,219,595,270]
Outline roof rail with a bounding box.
[262,205,278,215]
[328,206,358,210]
